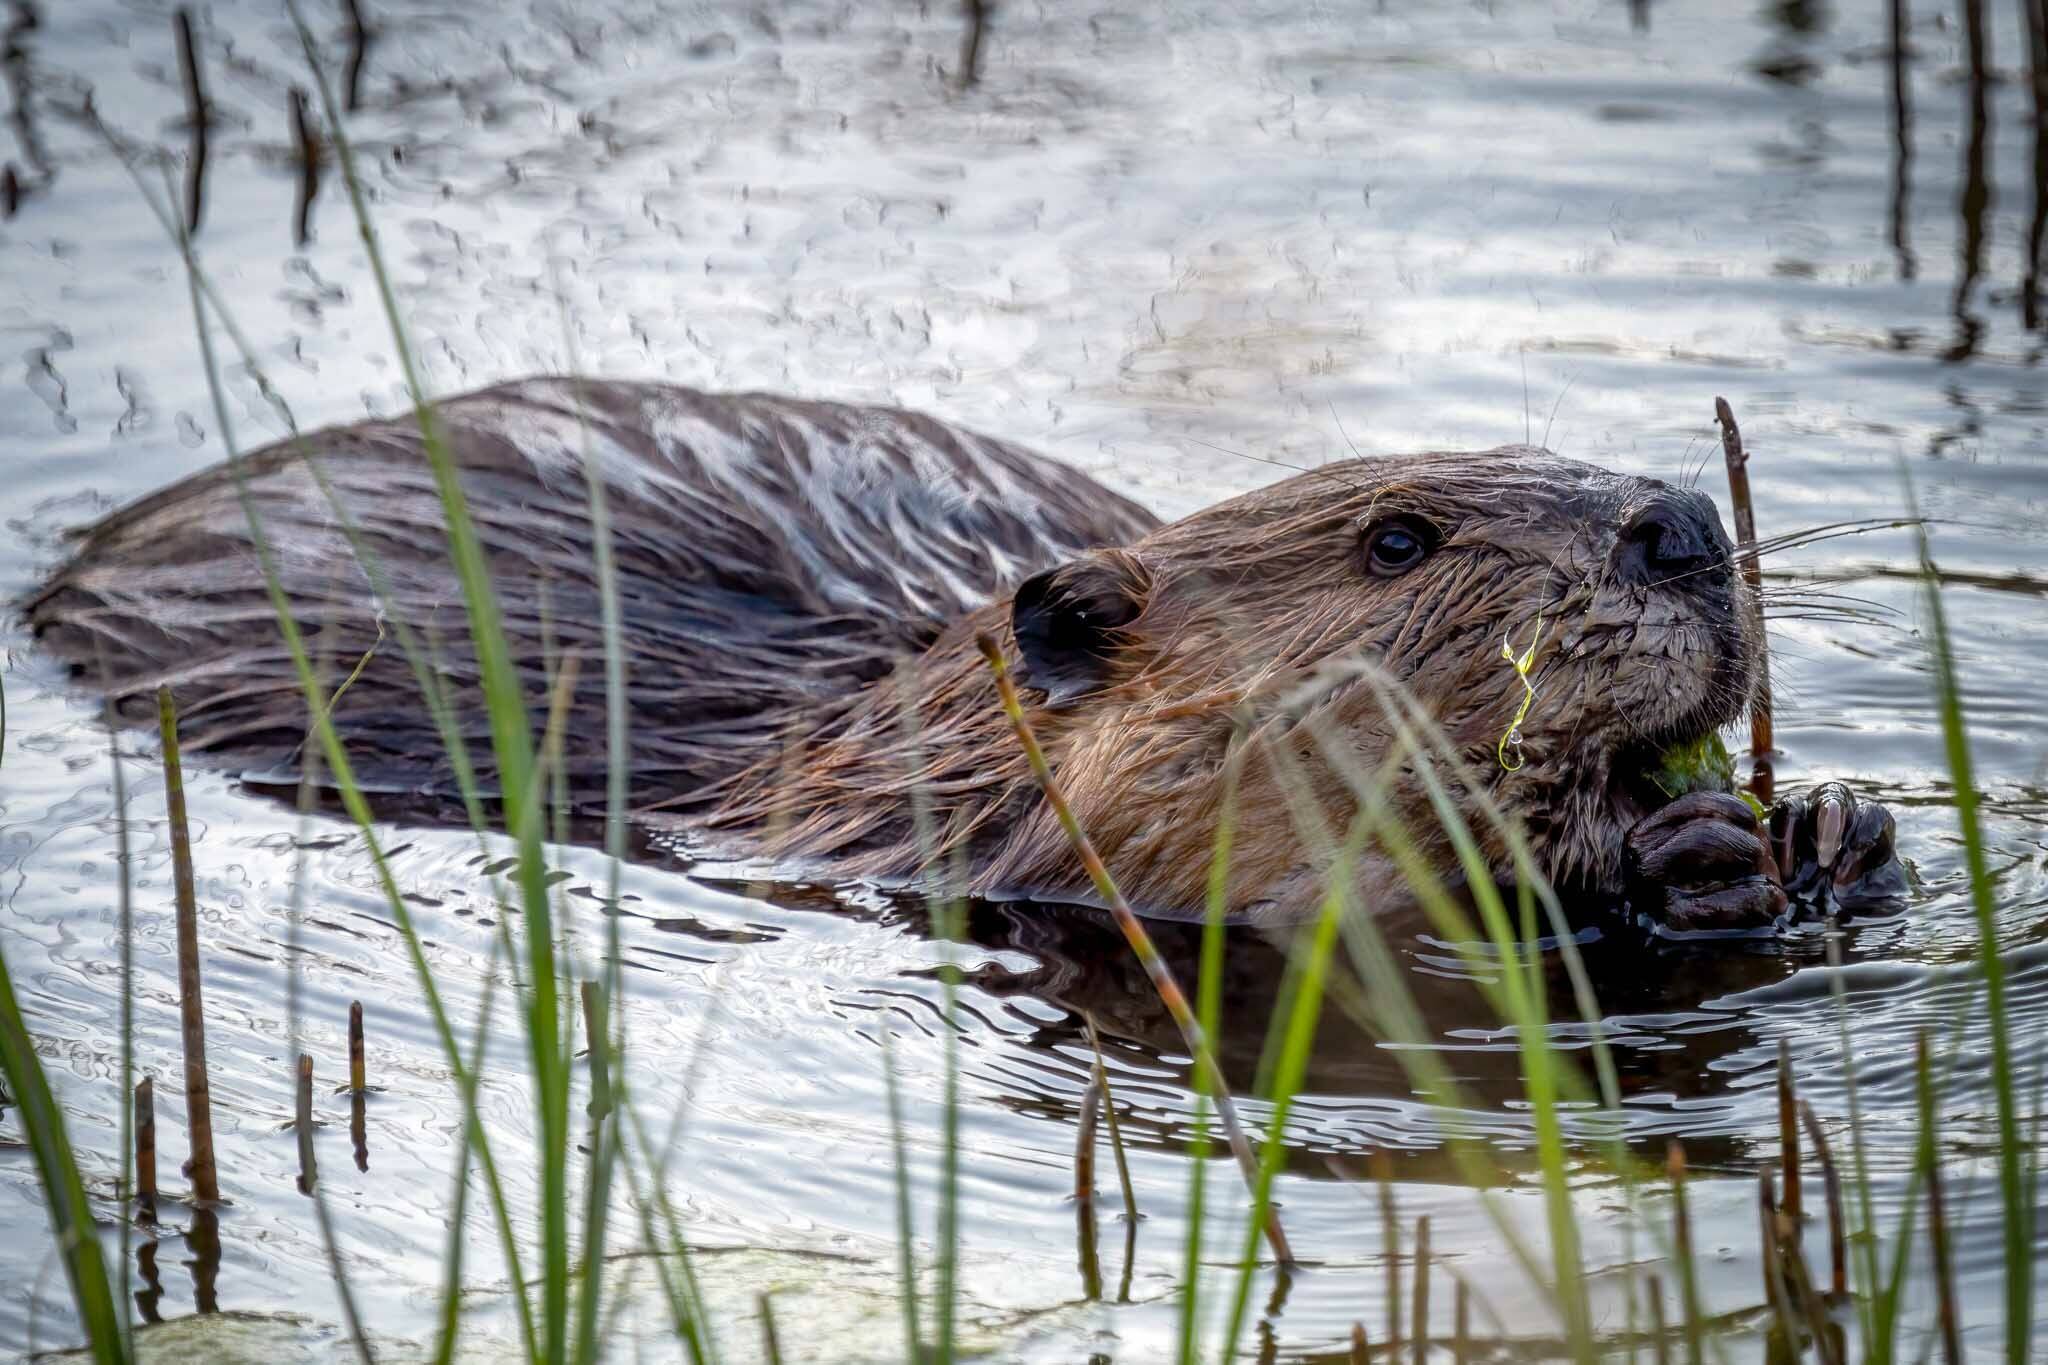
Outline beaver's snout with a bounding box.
[1612,487,1734,593]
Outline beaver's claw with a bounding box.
[1624,783,1907,934]
[1624,791,1789,934]
[1767,781,1909,913]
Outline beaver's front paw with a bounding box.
[1767,781,1908,912]
[1625,791,1789,934]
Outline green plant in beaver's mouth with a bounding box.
[1647,732,1766,817]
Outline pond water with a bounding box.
[3,0,2047,1358]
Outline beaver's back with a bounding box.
[24,377,1158,805]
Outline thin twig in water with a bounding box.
[1082,1013,1141,1226]
[1797,1099,1846,1298]
[1714,397,1774,796]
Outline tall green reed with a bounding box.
[0,678,130,1365]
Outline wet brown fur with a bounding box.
[22,378,1761,925]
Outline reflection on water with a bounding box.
[3,0,2048,1358]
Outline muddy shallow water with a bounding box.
[3,0,2048,1358]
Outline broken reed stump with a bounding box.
[580,981,611,1119]
[158,687,220,1203]
[173,7,210,235]
[1410,1215,1430,1365]
[290,86,320,248]
[1667,1140,1703,1365]
[1777,1039,1802,1227]
[1797,1099,1848,1297]
[1757,1169,1799,1361]
[341,0,373,112]
[135,1076,157,1222]
[1349,1321,1370,1364]
[1375,1149,1401,1358]
[957,0,988,89]
[1648,1274,1669,1365]
[347,1000,366,1094]
[1714,397,1774,801]
[295,1053,317,1195]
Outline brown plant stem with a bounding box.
[158,686,220,1203]
[1797,1099,1847,1298]
[295,1053,317,1195]
[136,1076,157,1223]
[1777,1039,1802,1227]
[977,631,1292,1265]
[1714,397,1774,799]
[1411,1215,1430,1365]
[347,1000,366,1094]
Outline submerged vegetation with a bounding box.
[0,5,2044,1364]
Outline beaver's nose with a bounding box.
[1615,489,1730,590]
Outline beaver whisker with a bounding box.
[1736,517,1925,561]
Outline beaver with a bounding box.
[22,376,1905,933]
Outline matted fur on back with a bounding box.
[22,377,1158,806]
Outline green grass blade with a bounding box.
[1176,763,1239,1365]
[0,944,129,1363]
[1904,470,2031,1357]
[880,1024,926,1360]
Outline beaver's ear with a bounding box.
[1010,549,1153,705]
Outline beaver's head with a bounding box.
[996,447,1763,921]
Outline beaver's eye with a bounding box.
[1363,518,1432,577]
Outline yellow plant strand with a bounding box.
[1497,614,1545,772]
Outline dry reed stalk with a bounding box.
[1920,1035,1962,1365]
[978,632,1292,1263]
[1648,1273,1669,1365]
[1797,1099,1847,1297]
[581,982,611,1119]
[135,1076,157,1222]
[1375,1149,1401,1357]
[1757,1169,1799,1360]
[1083,1014,1140,1222]
[1074,1078,1102,1208]
[957,0,988,88]
[1075,1077,1103,1300]
[1667,1140,1702,1365]
[1777,1040,1802,1227]
[1411,1215,1430,1365]
[1350,1321,1370,1363]
[340,0,372,111]
[1453,1277,1469,1365]
[173,7,208,234]
[290,87,319,248]
[295,1053,317,1195]
[347,1000,366,1094]
[1714,397,1774,792]
[158,686,220,1203]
